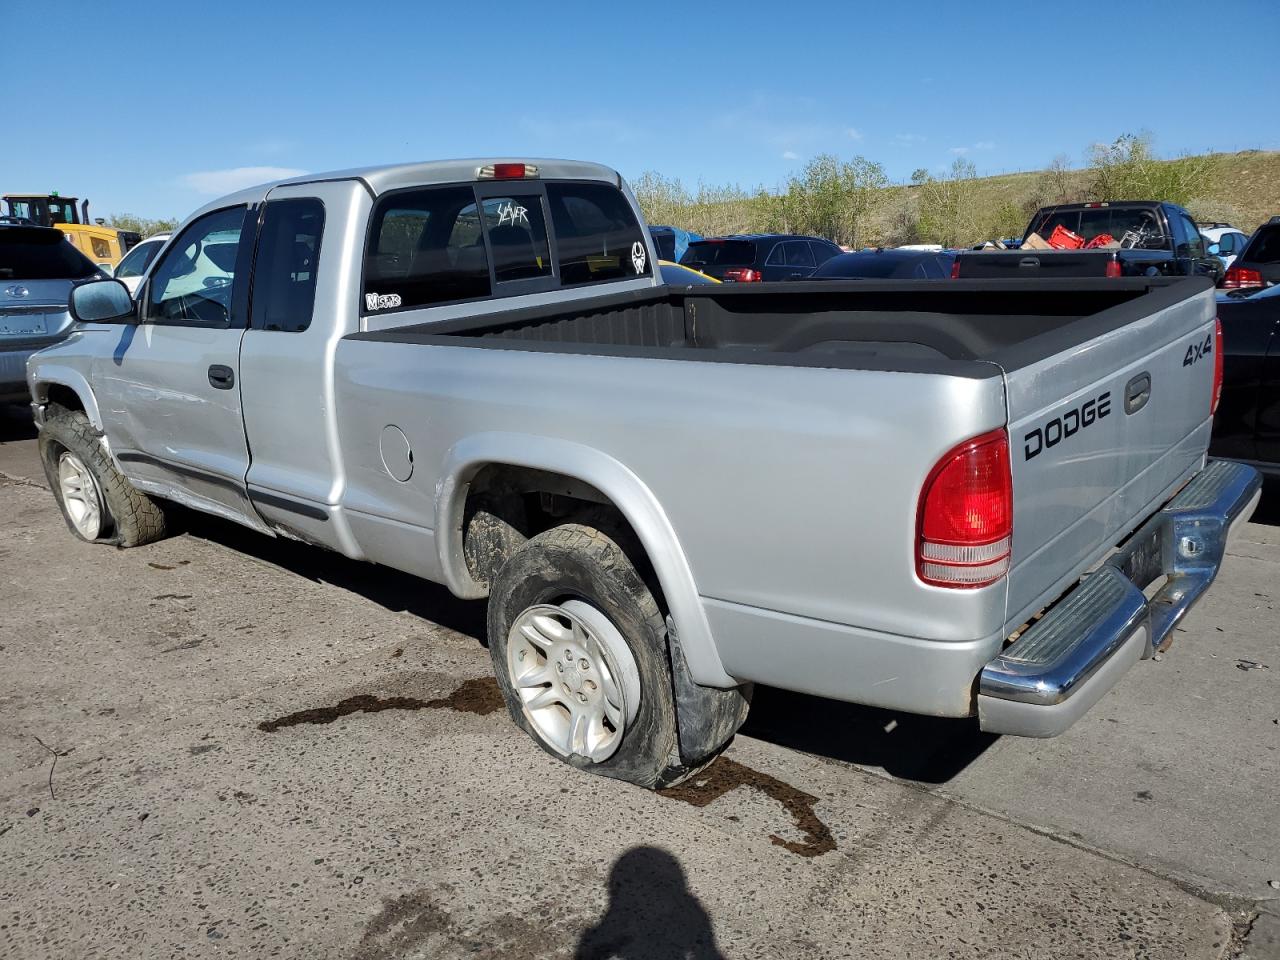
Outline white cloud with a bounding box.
[948,146,971,156]
[180,166,307,195]
[973,140,996,151]
[949,141,995,157]
[782,150,801,161]
[845,127,863,141]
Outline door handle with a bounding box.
[1124,373,1151,415]
[208,364,235,390]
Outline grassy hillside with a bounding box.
[638,149,1280,249]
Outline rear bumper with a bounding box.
[1,335,65,401]
[978,459,1262,737]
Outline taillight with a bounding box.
[1104,259,1122,278]
[477,163,540,180]
[1221,266,1263,289]
[917,429,1012,588]
[950,260,961,279]
[1211,317,1224,416]
[722,268,761,282]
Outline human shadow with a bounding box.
[575,847,725,960]
[176,509,487,643]
[741,685,997,785]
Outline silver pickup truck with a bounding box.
[27,158,1260,788]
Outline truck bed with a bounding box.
[352,278,1195,376]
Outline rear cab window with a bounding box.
[1241,225,1280,264]
[680,240,756,267]
[360,178,652,316]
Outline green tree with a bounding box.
[916,158,980,247]
[1085,132,1218,206]
[782,154,888,246]
[107,213,180,238]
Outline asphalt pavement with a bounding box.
[1,404,1276,959]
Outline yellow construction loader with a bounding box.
[1,192,141,270]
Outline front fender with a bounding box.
[436,432,735,689]
[28,363,104,432]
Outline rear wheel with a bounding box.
[39,409,169,547]
[487,521,707,789]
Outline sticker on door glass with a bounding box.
[495,201,529,227]
[365,292,402,311]
[631,241,647,274]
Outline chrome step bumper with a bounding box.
[978,459,1262,738]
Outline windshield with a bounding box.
[0,227,99,280]
[681,240,756,266]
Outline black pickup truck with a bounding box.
[955,201,1225,282]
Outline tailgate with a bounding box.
[957,251,1112,279]
[1001,281,1218,630]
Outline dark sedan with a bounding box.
[679,234,842,282]
[812,247,956,280]
[1210,283,1280,474]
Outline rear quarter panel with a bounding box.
[332,341,1010,649]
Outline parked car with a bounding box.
[1210,282,1280,473]
[813,247,956,280]
[659,260,719,285]
[1,223,103,403]
[1199,223,1250,271]
[679,234,842,282]
[1222,216,1280,290]
[112,233,171,294]
[649,226,701,264]
[29,158,1258,791]
[955,202,1224,281]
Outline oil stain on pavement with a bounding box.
[257,677,504,732]
[660,757,836,858]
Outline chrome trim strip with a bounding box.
[978,459,1261,735]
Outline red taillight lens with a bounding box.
[722,268,761,282]
[1211,317,1224,416]
[950,260,961,279]
[1104,259,1122,278]
[917,429,1012,588]
[1221,266,1263,289]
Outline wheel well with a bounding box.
[461,464,656,596]
[42,384,86,416]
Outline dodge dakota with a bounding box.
[27,158,1260,788]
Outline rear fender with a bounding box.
[436,432,735,688]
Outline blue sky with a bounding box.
[3,0,1278,220]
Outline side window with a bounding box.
[784,241,815,267]
[114,239,162,279]
[479,194,552,283]
[546,182,652,286]
[250,198,325,332]
[810,241,838,265]
[90,236,112,260]
[146,206,247,326]
[765,243,787,266]
[363,186,489,312]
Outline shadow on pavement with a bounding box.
[575,847,725,960]
[1247,476,1280,526]
[178,510,488,644]
[0,402,37,443]
[741,685,997,785]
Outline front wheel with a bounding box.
[488,521,707,789]
[39,409,169,547]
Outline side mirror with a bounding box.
[70,278,136,323]
[1207,243,1221,255]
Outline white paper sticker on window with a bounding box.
[365,292,402,311]
[631,241,647,274]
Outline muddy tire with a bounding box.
[487,521,710,789]
[39,409,169,547]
